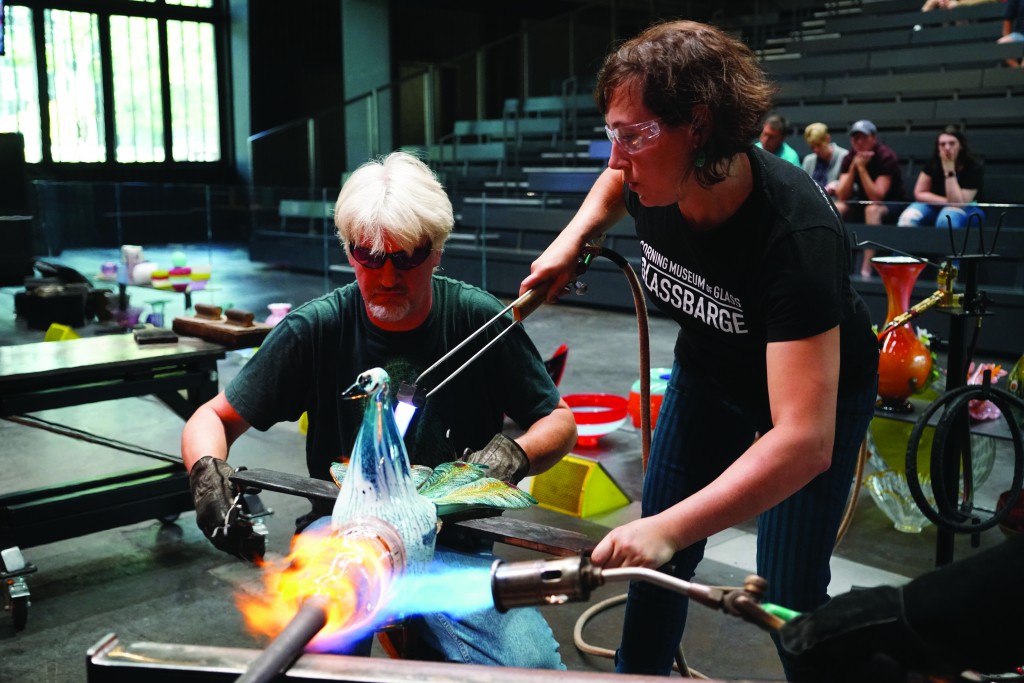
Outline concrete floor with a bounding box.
[0,244,1017,682]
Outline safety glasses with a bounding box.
[348,243,433,270]
[604,119,662,154]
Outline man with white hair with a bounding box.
[181,150,576,668]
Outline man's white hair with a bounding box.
[334,151,454,254]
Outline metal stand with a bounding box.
[933,255,979,566]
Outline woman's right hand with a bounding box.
[519,230,588,303]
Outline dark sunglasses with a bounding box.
[348,243,433,270]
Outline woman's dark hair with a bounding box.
[928,124,981,173]
[595,20,777,187]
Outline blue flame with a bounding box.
[306,563,495,653]
[385,566,496,618]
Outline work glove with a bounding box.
[779,585,951,683]
[188,456,265,562]
[459,433,530,485]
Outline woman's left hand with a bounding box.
[590,516,678,569]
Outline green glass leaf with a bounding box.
[416,461,490,499]
[428,478,538,510]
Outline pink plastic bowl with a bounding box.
[564,393,628,447]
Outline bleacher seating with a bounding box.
[423,0,1023,358]
[241,0,1023,356]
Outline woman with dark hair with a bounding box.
[897,126,985,229]
[521,20,878,680]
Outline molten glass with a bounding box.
[237,517,404,649]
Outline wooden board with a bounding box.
[172,314,271,349]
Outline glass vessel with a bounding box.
[865,418,997,533]
[331,368,437,569]
[265,302,291,326]
[873,256,933,412]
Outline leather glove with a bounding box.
[459,433,530,485]
[779,586,950,683]
[188,456,265,562]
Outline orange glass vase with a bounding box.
[874,256,933,412]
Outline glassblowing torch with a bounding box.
[490,555,795,632]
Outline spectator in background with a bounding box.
[834,119,906,278]
[756,113,801,166]
[898,126,985,229]
[921,0,1000,12]
[801,122,848,195]
[998,0,1024,67]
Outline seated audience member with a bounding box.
[834,120,906,278]
[898,126,985,229]
[801,122,848,195]
[755,113,801,166]
[998,0,1024,67]
[922,0,999,11]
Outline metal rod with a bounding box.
[425,320,521,400]
[236,598,329,683]
[409,294,520,388]
[599,567,713,605]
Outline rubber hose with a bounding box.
[905,384,1024,534]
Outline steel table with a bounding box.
[0,334,224,629]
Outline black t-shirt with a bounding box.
[226,276,560,481]
[627,147,878,430]
[838,141,906,202]
[923,158,983,199]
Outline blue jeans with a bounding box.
[898,201,985,229]
[303,518,565,668]
[615,362,876,679]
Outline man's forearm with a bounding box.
[182,405,232,471]
[514,402,578,475]
[835,172,854,200]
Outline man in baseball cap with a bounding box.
[835,119,905,278]
[848,119,877,136]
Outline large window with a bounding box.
[168,19,218,161]
[0,4,42,162]
[45,9,105,162]
[111,14,163,162]
[0,0,222,167]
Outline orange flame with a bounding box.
[237,525,396,648]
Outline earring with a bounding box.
[694,148,707,168]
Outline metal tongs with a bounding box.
[392,248,597,435]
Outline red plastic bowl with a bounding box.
[563,393,628,447]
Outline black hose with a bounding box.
[905,383,1024,534]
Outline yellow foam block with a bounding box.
[44,323,80,342]
[529,454,630,518]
